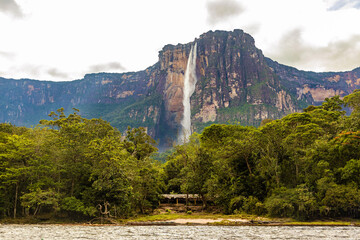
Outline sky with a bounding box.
[0,0,360,81]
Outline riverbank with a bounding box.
[126,213,360,226]
[2,212,360,226]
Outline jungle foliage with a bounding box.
[1,90,360,220]
[163,90,360,220]
[0,108,162,220]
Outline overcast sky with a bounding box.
[1,0,360,81]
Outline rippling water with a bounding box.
[0,225,359,240]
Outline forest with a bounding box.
[0,89,360,221]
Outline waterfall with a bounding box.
[178,43,197,144]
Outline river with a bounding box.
[0,225,359,239]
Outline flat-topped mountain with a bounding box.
[1,29,359,147]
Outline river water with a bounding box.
[0,225,359,239]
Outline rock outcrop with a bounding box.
[1,29,359,148]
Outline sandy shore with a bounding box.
[162,218,249,224]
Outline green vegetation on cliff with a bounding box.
[1,90,360,221]
[164,90,360,220]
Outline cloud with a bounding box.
[356,1,360,8]
[243,23,261,35]
[47,68,69,79]
[327,0,360,11]
[206,0,244,25]
[10,64,41,78]
[0,51,15,59]
[269,29,360,71]
[88,62,126,73]
[7,64,71,80]
[0,0,24,18]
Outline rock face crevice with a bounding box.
[1,29,360,148]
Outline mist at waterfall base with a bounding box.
[178,43,198,144]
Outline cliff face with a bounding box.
[191,30,295,130]
[1,29,360,148]
[156,43,192,142]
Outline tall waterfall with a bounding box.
[178,43,197,144]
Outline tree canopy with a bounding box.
[1,90,360,220]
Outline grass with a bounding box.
[125,212,360,226]
[127,213,223,222]
[0,216,85,225]
[2,212,360,226]
[126,212,272,223]
[283,221,352,226]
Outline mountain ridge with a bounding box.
[1,29,359,147]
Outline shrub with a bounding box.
[265,197,294,217]
[229,195,266,215]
